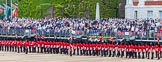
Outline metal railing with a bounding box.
[0,27,161,41]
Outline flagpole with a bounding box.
[11,0,12,20]
[6,0,7,19]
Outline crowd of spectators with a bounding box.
[0,17,162,39]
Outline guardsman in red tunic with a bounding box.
[87,43,90,56]
[72,43,76,55]
[103,43,107,57]
[86,44,89,56]
[129,44,133,58]
[22,41,25,52]
[47,41,51,54]
[59,42,62,54]
[44,41,47,53]
[29,41,32,53]
[76,43,79,55]
[128,45,132,58]
[147,44,151,59]
[11,41,14,52]
[49,41,53,54]
[77,43,80,55]
[19,41,23,53]
[6,40,9,52]
[145,44,149,58]
[2,40,5,51]
[109,43,112,57]
[65,42,69,55]
[116,44,120,57]
[37,41,40,53]
[31,41,36,53]
[54,41,57,54]
[82,43,85,55]
[13,40,16,52]
[42,41,45,53]
[41,35,45,53]
[132,44,136,59]
[3,40,5,51]
[121,43,125,58]
[92,44,95,56]
[17,41,20,53]
[155,44,158,58]
[4,40,7,51]
[151,45,155,59]
[97,43,101,56]
[39,40,43,53]
[6,40,9,51]
[25,41,29,54]
[85,43,88,56]
[4,40,6,51]
[156,37,161,60]
[5,40,7,51]
[56,42,60,54]
[61,42,64,54]
[1,40,3,51]
[142,45,145,59]
[84,43,88,56]
[53,41,56,54]
[101,44,104,57]
[112,43,116,57]
[126,44,129,58]
[161,45,162,58]
[69,43,73,56]
[43,41,48,53]
[89,44,92,56]
[92,44,96,56]
[134,44,138,59]
[137,44,141,59]
[158,44,161,60]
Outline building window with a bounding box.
[159,11,162,20]
[134,11,138,19]
[147,11,153,19]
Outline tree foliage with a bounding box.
[18,0,119,19]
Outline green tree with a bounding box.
[18,0,120,19]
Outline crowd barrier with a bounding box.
[0,27,162,41]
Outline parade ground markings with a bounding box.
[0,51,161,62]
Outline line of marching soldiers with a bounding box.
[0,39,162,60]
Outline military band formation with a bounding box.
[0,36,162,60]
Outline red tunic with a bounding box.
[32,42,36,48]
[44,42,48,48]
[158,47,161,54]
[11,41,14,47]
[152,46,155,52]
[126,45,129,52]
[155,45,158,51]
[107,44,109,50]
[50,42,53,48]
[16,42,20,47]
[25,42,29,48]
[161,46,162,51]
[137,45,141,52]
[142,46,145,52]
[132,45,135,52]
[41,41,44,47]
